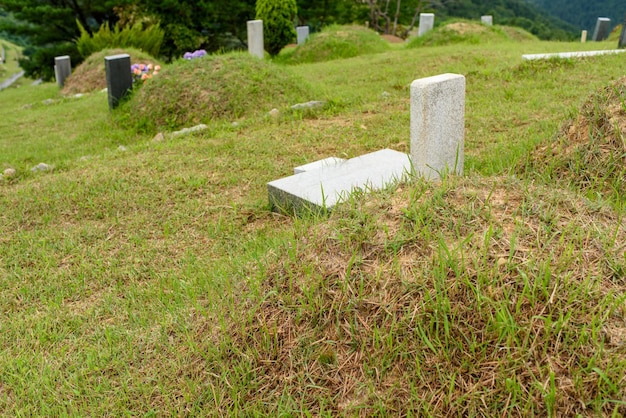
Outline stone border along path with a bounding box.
[0,71,25,91]
[267,73,466,216]
[522,50,626,60]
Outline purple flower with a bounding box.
[183,52,193,60]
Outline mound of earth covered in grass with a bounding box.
[279,25,390,64]
[219,175,626,415]
[525,77,626,202]
[61,48,160,96]
[408,20,536,47]
[122,52,314,132]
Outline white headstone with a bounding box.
[418,13,435,36]
[481,15,493,26]
[592,17,611,41]
[410,73,465,180]
[247,20,264,59]
[54,55,71,88]
[581,30,588,43]
[297,26,310,45]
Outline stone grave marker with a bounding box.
[581,30,588,43]
[592,17,611,41]
[104,54,132,110]
[54,55,71,88]
[410,73,465,180]
[418,13,435,36]
[297,26,310,45]
[481,15,493,26]
[0,45,5,64]
[247,20,264,59]
[619,14,626,48]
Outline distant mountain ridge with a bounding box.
[526,0,626,32]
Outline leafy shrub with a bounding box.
[76,21,163,59]
[256,0,297,56]
[19,42,81,81]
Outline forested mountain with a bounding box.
[527,0,626,32]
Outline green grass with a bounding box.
[2,31,626,415]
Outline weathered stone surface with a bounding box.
[291,101,325,110]
[31,163,51,172]
[3,168,16,177]
[297,26,310,45]
[294,157,345,174]
[592,17,611,41]
[268,149,411,214]
[54,56,71,88]
[105,54,132,110]
[171,124,208,137]
[418,13,435,36]
[247,20,264,59]
[410,73,465,180]
[481,15,493,26]
[522,50,626,61]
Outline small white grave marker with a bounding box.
[418,13,435,36]
[247,20,264,59]
[297,26,310,45]
[481,15,493,26]
[410,73,465,180]
[54,55,71,88]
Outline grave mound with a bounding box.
[123,52,313,132]
[279,25,390,64]
[223,174,626,415]
[61,48,159,96]
[524,76,626,202]
[408,20,533,47]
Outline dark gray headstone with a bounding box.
[592,17,611,41]
[619,14,626,48]
[54,55,71,88]
[104,54,133,110]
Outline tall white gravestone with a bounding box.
[410,73,465,180]
[592,17,611,41]
[481,15,493,26]
[581,30,588,43]
[247,20,264,59]
[297,26,310,45]
[418,13,435,36]
[54,55,71,88]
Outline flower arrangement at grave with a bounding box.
[131,63,160,84]
[183,49,207,60]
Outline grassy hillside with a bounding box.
[0,39,28,88]
[2,28,626,415]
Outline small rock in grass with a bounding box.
[269,108,280,117]
[231,122,240,127]
[3,168,16,177]
[152,132,165,142]
[117,145,128,152]
[171,124,208,137]
[42,99,55,105]
[382,91,391,98]
[31,163,51,172]
[100,88,108,93]
[290,101,325,110]
[73,93,84,98]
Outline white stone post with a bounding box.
[247,20,264,59]
[418,13,435,36]
[410,73,465,180]
[581,30,588,43]
[297,26,310,45]
[481,15,493,26]
[54,55,71,88]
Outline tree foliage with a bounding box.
[76,20,163,58]
[528,0,625,32]
[256,0,298,56]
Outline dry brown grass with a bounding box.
[218,175,626,416]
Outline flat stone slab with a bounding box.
[294,157,345,174]
[268,149,411,214]
[522,50,626,61]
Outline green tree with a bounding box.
[256,0,297,56]
[0,0,131,79]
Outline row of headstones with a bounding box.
[246,21,311,59]
[582,16,626,47]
